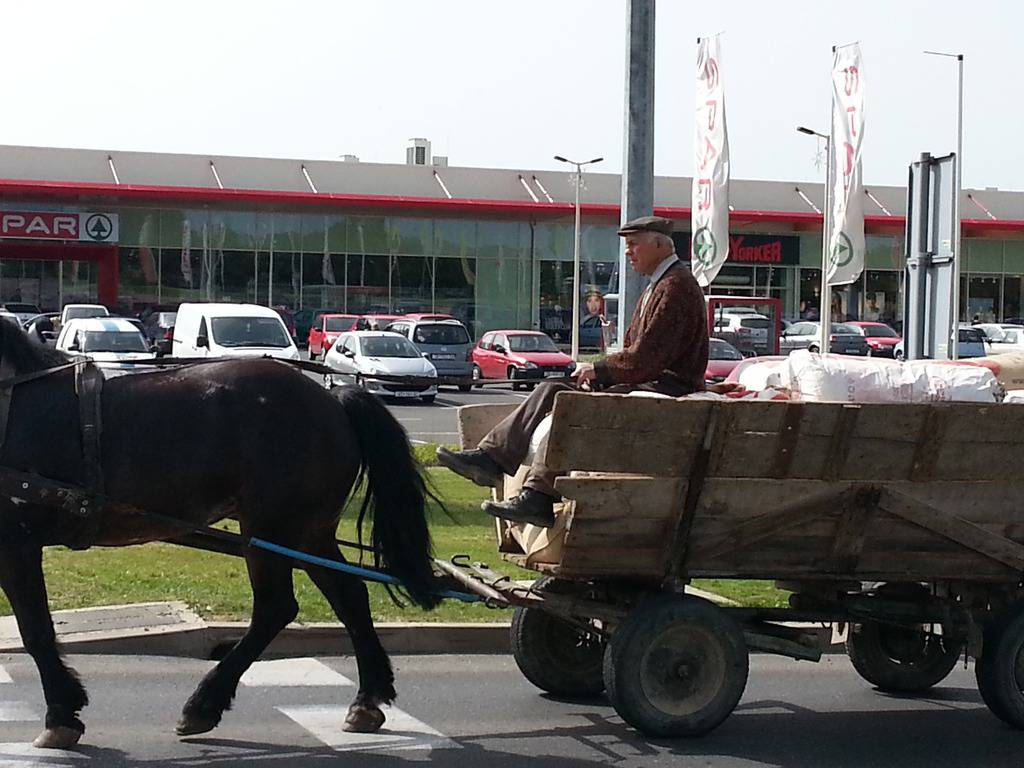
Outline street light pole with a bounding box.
[554,154,604,360]
[924,50,964,359]
[797,126,832,352]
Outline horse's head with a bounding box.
[0,317,68,377]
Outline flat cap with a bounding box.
[617,215,674,237]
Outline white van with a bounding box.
[172,303,300,360]
[60,303,109,326]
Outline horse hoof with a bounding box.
[175,713,219,737]
[33,726,82,749]
[344,704,385,733]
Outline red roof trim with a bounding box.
[0,178,1018,235]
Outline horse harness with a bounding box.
[0,355,358,551]
[0,359,107,547]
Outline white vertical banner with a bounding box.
[691,33,730,287]
[827,43,866,286]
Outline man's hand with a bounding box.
[573,362,596,390]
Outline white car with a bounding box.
[974,323,1024,353]
[324,331,438,403]
[710,312,772,356]
[55,317,156,369]
[60,303,109,326]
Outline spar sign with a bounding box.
[0,212,119,243]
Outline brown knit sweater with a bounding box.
[593,262,709,393]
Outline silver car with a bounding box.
[780,321,871,356]
[386,318,475,391]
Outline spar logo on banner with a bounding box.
[0,211,119,242]
[691,33,730,287]
[827,43,865,285]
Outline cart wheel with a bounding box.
[846,621,963,692]
[975,601,1024,728]
[510,577,606,697]
[603,595,748,737]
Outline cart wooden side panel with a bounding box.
[546,393,1024,583]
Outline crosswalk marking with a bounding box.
[0,667,12,684]
[277,705,458,752]
[0,703,38,722]
[240,658,354,688]
[0,742,89,761]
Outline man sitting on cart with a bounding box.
[438,215,709,527]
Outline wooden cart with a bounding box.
[446,392,1024,737]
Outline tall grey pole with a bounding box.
[925,50,964,359]
[819,135,832,352]
[950,54,963,358]
[616,0,656,349]
[571,170,582,360]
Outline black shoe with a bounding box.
[436,447,504,488]
[481,488,556,527]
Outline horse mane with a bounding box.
[0,318,69,374]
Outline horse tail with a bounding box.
[334,386,441,610]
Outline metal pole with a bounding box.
[950,54,964,359]
[617,0,656,349]
[819,135,832,352]
[571,165,582,360]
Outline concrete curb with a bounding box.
[0,600,846,659]
[0,603,513,658]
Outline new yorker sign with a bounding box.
[678,233,799,266]
[0,212,119,243]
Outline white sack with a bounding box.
[787,349,999,403]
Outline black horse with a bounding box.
[0,319,440,749]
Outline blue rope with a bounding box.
[248,537,480,603]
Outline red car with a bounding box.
[307,313,359,360]
[472,330,576,391]
[705,337,744,382]
[845,321,902,358]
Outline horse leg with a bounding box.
[302,543,395,733]
[176,549,297,737]
[0,541,88,749]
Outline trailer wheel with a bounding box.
[975,601,1024,729]
[510,577,606,697]
[603,595,748,737]
[846,621,963,692]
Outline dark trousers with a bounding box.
[478,377,697,496]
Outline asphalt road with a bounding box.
[0,653,1018,767]
[389,384,528,445]
[301,369,529,445]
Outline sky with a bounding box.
[3,0,1022,190]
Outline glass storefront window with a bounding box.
[865,271,900,325]
[1003,276,1021,322]
[967,275,1000,323]
[345,254,389,314]
[435,256,476,331]
[538,259,615,348]
[392,255,433,313]
[797,269,823,320]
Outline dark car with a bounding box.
[1,302,41,324]
[294,307,340,347]
[22,312,59,345]
[142,311,177,347]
